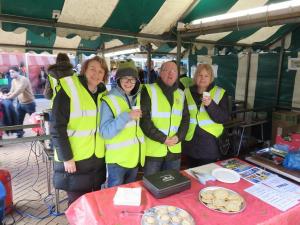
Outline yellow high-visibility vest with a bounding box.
[185,86,225,141]
[54,75,106,162]
[179,76,193,88]
[102,94,146,168]
[144,83,185,157]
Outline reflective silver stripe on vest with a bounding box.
[106,136,145,151]
[70,110,96,118]
[150,85,172,118]
[172,109,182,117]
[64,77,81,118]
[49,76,58,89]
[67,129,96,137]
[159,125,179,135]
[159,129,168,135]
[52,78,57,88]
[200,105,205,112]
[213,87,222,104]
[150,85,159,117]
[107,95,121,115]
[178,89,185,104]
[152,112,171,118]
[190,118,197,124]
[125,120,136,128]
[150,84,183,118]
[188,105,197,110]
[198,119,215,126]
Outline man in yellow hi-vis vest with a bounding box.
[140,61,190,176]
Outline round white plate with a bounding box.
[212,168,240,183]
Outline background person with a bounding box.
[182,64,230,168]
[100,60,145,187]
[44,53,74,104]
[140,61,189,176]
[144,60,158,84]
[3,66,35,138]
[51,56,108,205]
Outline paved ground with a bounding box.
[1,99,69,225]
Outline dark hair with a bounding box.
[56,53,70,63]
[80,56,109,83]
[9,66,20,72]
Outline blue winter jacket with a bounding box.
[100,85,139,139]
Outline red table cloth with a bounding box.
[65,171,300,225]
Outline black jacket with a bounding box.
[140,78,190,161]
[44,61,74,100]
[51,75,106,192]
[182,83,230,160]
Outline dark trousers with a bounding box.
[67,191,89,206]
[16,101,36,135]
[143,158,181,176]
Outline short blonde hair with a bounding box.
[193,64,214,84]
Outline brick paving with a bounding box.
[0,99,69,225]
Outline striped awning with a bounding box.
[0,52,24,66]
[27,54,56,66]
[0,0,298,54]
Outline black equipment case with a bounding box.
[143,169,191,198]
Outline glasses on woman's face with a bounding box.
[120,77,137,84]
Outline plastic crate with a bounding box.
[0,181,6,223]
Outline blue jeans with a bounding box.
[143,158,181,176]
[107,164,138,188]
[17,101,36,125]
[16,101,36,136]
[1,99,18,128]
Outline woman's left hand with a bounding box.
[202,96,212,106]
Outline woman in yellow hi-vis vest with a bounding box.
[100,60,145,187]
[182,64,230,168]
[51,56,108,205]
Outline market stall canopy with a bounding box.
[0,0,299,54]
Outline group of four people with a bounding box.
[49,56,229,205]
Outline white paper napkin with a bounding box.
[113,187,142,206]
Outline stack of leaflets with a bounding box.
[220,159,275,184]
[220,158,253,173]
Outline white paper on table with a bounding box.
[113,187,142,206]
[245,183,299,211]
[262,176,300,201]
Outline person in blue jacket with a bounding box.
[100,60,144,187]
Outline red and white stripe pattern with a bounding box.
[0,53,25,66]
[27,54,56,66]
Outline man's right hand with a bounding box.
[64,159,76,173]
